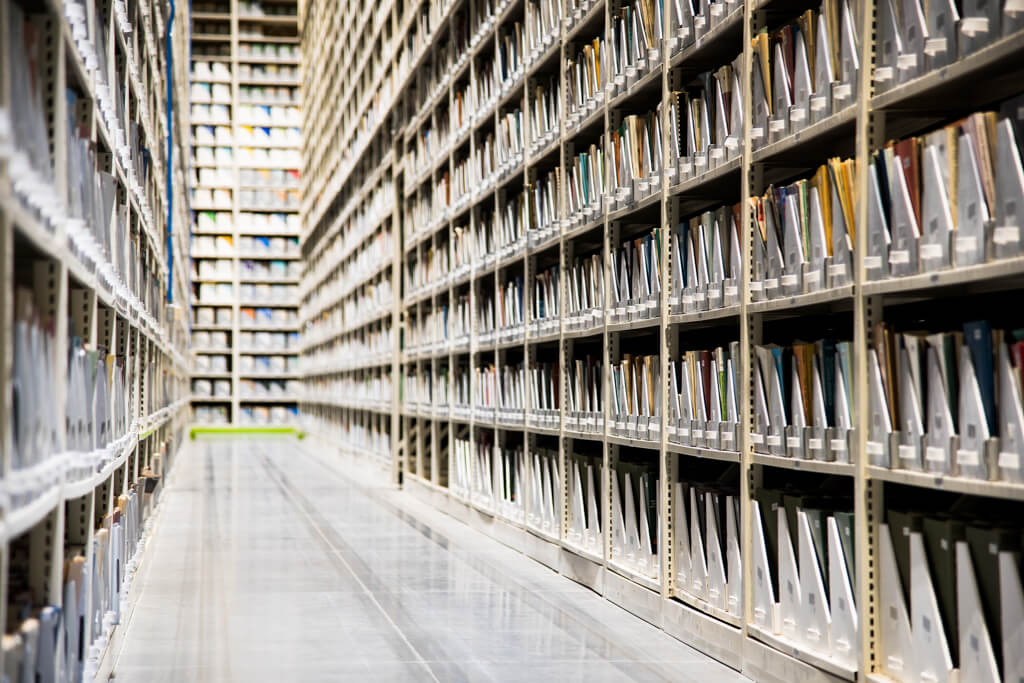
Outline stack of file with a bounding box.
[751,484,858,669]
[498,362,526,425]
[611,228,664,323]
[566,34,606,124]
[194,404,230,423]
[497,275,525,341]
[11,290,62,507]
[671,204,742,313]
[879,501,1024,683]
[526,446,560,538]
[498,21,525,87]
[750,159,857,299]
[875,0,1022,93]
[496,108,525,172]
[528,361,560,429]
[496,444,526,523]
[472,432,496,510]
[499,191,527,257]
[611,353,661,441]
[476,207,498,266]
[452,436,473,501]
[672,0,738,48]
[611,457,660,580]
[66,88,119,271]
[475,363,498,421]
[566,252,604,331]
[567,355,604,433]
[610,108,663,204]
[6,4,58,230]
[477,288,498,344]
[453,78,473,136]
[528,168,559,247]
[867,320,1024,482]
[667,60,744,184]
[751,0,860,149]
[529,75,560,155]
[608,0,663,95]
[473,55,499,124]
[669,344,740,453]
[864,103,1024,281]
[454,364,472,419]
[192,378,232,398]
[531,263,560,336]
[752,339,854,462]
[566,141,606,225]
[527,0,561,56]
[65,341,132,482]
[567,449,604,555]
[673,467,744,618]
[473,130,497,193]
[452,154,471,209]
[452,222,475,277]
[404,368,428,410]
[434,366,451,410]
[452,293,471,349]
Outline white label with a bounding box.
[750,432,765,444]
[749,281,764,293]
[830,439,847,452]
[781,273,800,287]
[955,235,979,252]
[994,225,1020,245]
[998,451,1021,469]
[769,118,786,133]
[764,278,779,290]
[924,37,948,55]
[721,431,734,443]
[889,249,910,265]
[766,435,783,447]
[828,263,848,278]
[787,436,802,449]
[866,441,884,456]
[960,16,990,36]
[956,448,980,466]
[808,438,823,450]
[898,444,917,460]
[668,425,678,436]
[864,255,882,269]
[897,53,918,70]
[926,445,947,463]
[920,243,943,260]
[724,285,738,298]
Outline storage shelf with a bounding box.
[299,0,1024,680]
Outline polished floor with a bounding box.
[110,437,751,682]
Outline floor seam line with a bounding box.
[259,454,443,683]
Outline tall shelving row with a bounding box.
[299,0,1024,680]
[189,0,303,426]
[0,0,192,675]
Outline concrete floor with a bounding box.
[108,436,751,682]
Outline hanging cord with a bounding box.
[165,0,175,303]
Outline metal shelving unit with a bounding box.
[299,0,1024,680]
[188,0,302,426]
[0,0,192,673]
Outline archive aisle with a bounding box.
[0,0,193,677]
[188,0,303,426]
[298,0,1024,681]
